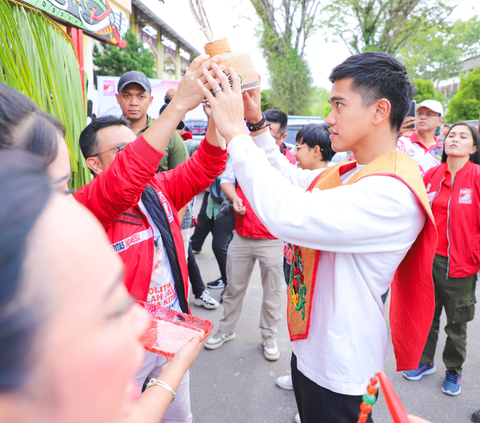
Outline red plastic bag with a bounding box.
[139,302,213,359]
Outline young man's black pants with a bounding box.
[291,353,374,423]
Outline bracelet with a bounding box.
[146,378,176,402]
[245,112,270,132]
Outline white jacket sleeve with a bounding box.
[227,135,426,253]
[253,131,322,190]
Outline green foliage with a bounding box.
[323,102,332,118]
[93,29,156,79]
[261,89,279,111]
[398,17,480,83]
[309,87,330,117]
[414,78,444,104]
[250,0,321,115]
[325,0,456,55]
[266,46,312,115]
[0,0,89,190]
[445,68,480,122]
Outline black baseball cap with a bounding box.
[117,71,152,93]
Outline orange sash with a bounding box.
[287,151,436,371]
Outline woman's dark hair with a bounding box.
[441,122,480,165]
[329,52,414,133]
[0,83,65,165]
[0,150,52,392]
[296,123,336,162]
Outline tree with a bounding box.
[398,17,480,84]
[249,0,322,115]
[445,68,480,122]
[261,89,280,111]
[414,78,444,104]
[309,87,330,117]
[93,29,156,79]
[325,0,456,55]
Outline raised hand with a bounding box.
[196,63,246,144]
[398,117,415,138]
[242,78,263,124]
[172,55,224,113]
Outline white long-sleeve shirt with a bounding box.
[227,131,426,395]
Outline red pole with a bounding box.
[66,25,86,106]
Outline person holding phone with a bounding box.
[397,100,444,176]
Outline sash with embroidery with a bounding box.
[287,151,437,371]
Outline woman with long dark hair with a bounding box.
[403,122,480,396]
[0,150,202,423]
[0,85,204,423]
[0,82,71,193]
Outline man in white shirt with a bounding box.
[397,99,444,176]
[196,52,436,423]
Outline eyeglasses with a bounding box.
[89,144,127,158]
[273,132,285,142]
[417,112,441,118]
[293,145,310,154]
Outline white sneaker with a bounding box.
[294,412,301,423]
[205,330,236,350]
[276,374,293,390]
[193,290,219,309]
[262,335,280,361]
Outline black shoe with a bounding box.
[207,278,225,289]
[471,410,480,423]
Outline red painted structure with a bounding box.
[66,26,85,105]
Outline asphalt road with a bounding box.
[186,194,480,423]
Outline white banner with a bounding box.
[97,76,205,121]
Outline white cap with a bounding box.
[416,100,443,116]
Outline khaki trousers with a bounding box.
[218,232,284,337]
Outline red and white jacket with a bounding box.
[424,160,480,278]
[397,132,443,177]
[75,134,227,310]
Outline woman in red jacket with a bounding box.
[403,122,480,396]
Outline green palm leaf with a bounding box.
[0,0,90,190]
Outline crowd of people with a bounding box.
[0,49,479,423]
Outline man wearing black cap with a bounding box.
[116,70,186,172]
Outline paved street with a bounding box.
[186,194,480,423]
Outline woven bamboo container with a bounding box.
[204,38,260,92]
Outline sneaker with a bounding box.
[442,370,462,395]
[403,362,436,381]
[205,330,236,350]
[193,290,219,309]
[276,374,293,390]
[206,278,225,289]
[262,335,280,361]
[294,413,301,423]
[471,409,480,423]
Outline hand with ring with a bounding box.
[196,64,246,144]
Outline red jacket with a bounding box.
[235,185,276,239]
[424,160,480,278]
[75,134,227,310]
[280,142,296,165]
